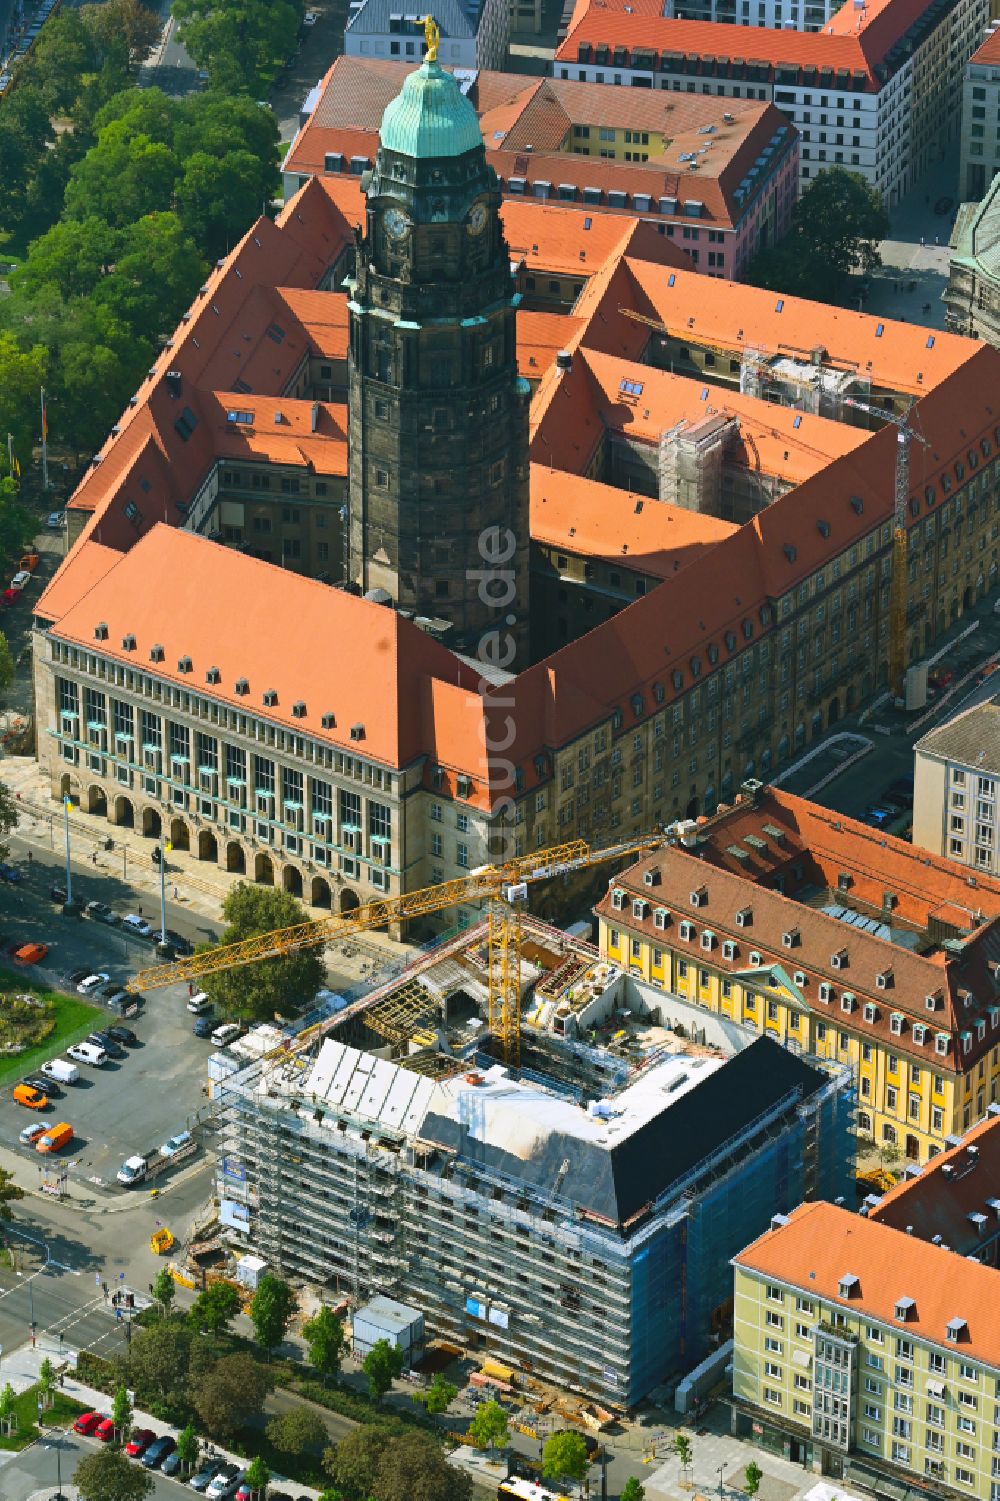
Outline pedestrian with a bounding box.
[90,851,97,866]
[188,981,194,998]
[173,884,179,900]
[26,850,31,863]
[920,235,925,247]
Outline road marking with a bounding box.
[48,1260,79,1274]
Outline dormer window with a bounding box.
[643,868,660,888]
[457,775,472,798]
[895,1297,916,1322]
[263,689,278,707]
[611,889,625,911]
[177,655,192,674]
[723,939,738,960]
[841,993,856,1013]
[700,930,715,951]
[122,633,136,652]
[890,1013,904,1036]
[864,1002,877,1023]
[94,622,109,641]
[735,907,752,927]
[926,993,940,1012]
[690,886,707,908]
[235,678,250,696]
[749,950,762,967]
[831,949,848,970]
[935,1033,950,1056]
[839,1274,860,1299]
[946,1317,968,1343]
[818,982,832,1002]
[912,1023,927,1045]
[321,712,336,729]
[876,970,892,991]
[206,666,221,684]
[679,920,695,941]
[149,644,165,662]
[653,909,669,931]
[292,701,306,719]
[782,928,799,949]
[632,899,648,920]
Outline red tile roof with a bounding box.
[869,1113,1000,1254]
[735,1201,1000,1369]
[970,23,1000,65]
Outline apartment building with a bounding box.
[282,57,799,280]
[665,0,836,31]
[216,966,853,1407]
[914,702,1000,878]
[961,24,1000,202]
[867,1111,1000,1267]
[594,783,1000,1163]
[732,1200,1000,1500]
[554,0,989,203]
[344,0,509,71]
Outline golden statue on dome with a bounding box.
[423,13,440,60]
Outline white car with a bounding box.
[9,570,30,591]
[19,1122,46,1146]
[303,9,318,22]
[77,972,110,995]
[187,991,211,1014]
[45,511,64,529]
[160,1130,193,1158]
[121,914,153,937]
[210,1023,241,1048]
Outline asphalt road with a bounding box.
[1,1423,202,1500]
[0,859,221,1186]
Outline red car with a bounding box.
[95,1418,116,1443]
[73,1411,104,1436]
[125,1427,156,1458]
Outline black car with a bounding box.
[162,929,194,956]
[66,969,91,988]
[84,900,116,924]
[141,1434,176,1469]
[50,884,68,904]
[193,1017,215,1038]
[105,1024,137,1047]
[87,1031,126,1060]
[22,1074,61,1098]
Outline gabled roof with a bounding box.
[869,1113,1000,1254]
[916,699,1000,776]
[970,23,1000,66]
[735,1201,1000,1369]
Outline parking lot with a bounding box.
[0,870,217,1190]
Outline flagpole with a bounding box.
[40,388,49,491]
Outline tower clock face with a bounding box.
[383,206,410,241]
[466,202,488,237]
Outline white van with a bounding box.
[41,1058,79,1085]
[210,1022,241,1048]
[187,991,212,1014]
[67,1041,108,1067]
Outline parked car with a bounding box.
[303,8,317,20]
[95,1417,116,1443]
[187,991,212,1014]
[163,930,194,955]
[189,1459,224,1492]
[121,914,153,938]
[106,1024,138,1047]
[14,943,48,964]
[161,1450,183,1476]
[125,1428,157,1458]
[66,968,91,988]
[45,510,65,530]
[85,900,117,924]
[23,1074,61,1099]
[67,1041,108,1067]
[193,1017,215,1038]
[12,1084,48,1110]
[0,864,22,883]
[19,1122,46,1146]
[37,1122,73,1153]
[98,980,127,1001]
[160,1131,192,1158]
[50,884,68,904]
[864,806,895,827]
[9,570,30,591]
[41,1059,79,1085]
[210,1022,241,1048]
[142,1434,177,1469]
[205,1464,243,1499]
[88,1031,125,1060]
[77,972,110,996]
[73,1410,104,1436]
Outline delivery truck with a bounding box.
[117,1136,196,1186]
[40,1059,80,1085]
[37,1122,73,1153]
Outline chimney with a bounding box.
[555,350,573,374]
[165,370,182,399]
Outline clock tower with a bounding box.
[346,42,531,667]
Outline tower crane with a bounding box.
[126,832,668,1066]
[843,396,930,698]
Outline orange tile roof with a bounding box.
[275,287,348,360]
[529,465,737,575]
[33,541,122,626]
[970,24,1000,65]
[46,524,485,773]
[517,312,584,381]
[869,1113,1000,1253]
[207,394,348,476]
[735,1201,1000,1369]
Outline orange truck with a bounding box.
[37,1122,73,1153]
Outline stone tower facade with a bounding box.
[346,59,531,667]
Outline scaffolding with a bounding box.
[365,978,441,1045]
[658,413,735,512]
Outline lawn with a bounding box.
[0,1382,88,1451]
[0,968,100,1087]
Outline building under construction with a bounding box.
[214,921,854,1408]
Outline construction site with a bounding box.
[204,910,855,1409]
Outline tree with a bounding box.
[175,148,273,261]
[37,1356,56,1410]
[468,1398,508,1454]
[95,212,205,345]
[542,1431,589,1495]
[265,1405,327,1456]
[111,1382,132,1442]
[0,1382,15,1436]
[0,333,47,474]
[120,1317,191,1410]
[362,1337,405,1403]
[421,1373,457,1416]
[0,1167,24,1230]
[79,0,161,66]
[63,120,180,227]
[243,1454,270,1500]
[176,1424,200,1476]
[250,1273,295,1355]
[74,1447,154,1501]
[326,1426,393,1496]
[172,0,302,97]
[621,1480,646,1501]
[199,884,325,1022]
[191,1351,271,1439]
[744,1460,763,1498]
[151,1267,175,1315]
[302,1304,345,1384]
[748,168,889,302]
[374,1431,472,1501]
[673,1433,693,1481]
[189,1279,240,1335]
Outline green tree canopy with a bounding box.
[94,211,205,342]
[362,1337,405,1403]
[542,1430,589,1490]
[176,1424,200,1474]
[199,883,325,1022]
[421,1373,457,1416]
[468,1398,508,1452]
[111,1382,133,1441]
[302,1304,345,1383]
[119,1316,192,1410]
[189,1279,240,1335]
[79,0,160,67]
[0,788,18,866]
[745,1459,764,1497]
[748,168,889,302]
[74,1447,153,1501]
[374,1431,471,1501]
[326,1427,394,1497]
[151,1267,175,1314]
[265,1405,328,1455]
[0,333,46,469]
[243,1454,270,1498]
[191,1351,271,1438]
[63,120,180,226]
[172,0,302,96]
[620,1479,645,1501]
[250,1273,295,1354]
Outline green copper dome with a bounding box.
[379,59,483,159]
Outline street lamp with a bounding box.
[718,1462,725,1496]
[42,1415,65,1501]
[17,1271,35,1347]
[61,796,80,915]
[157,839,173,953]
